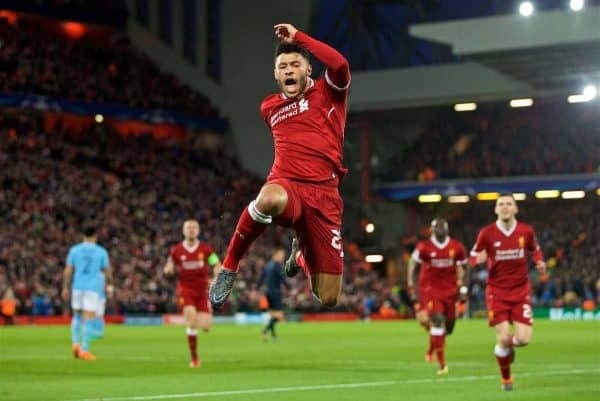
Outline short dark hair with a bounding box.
[275,42,310,62]
[83,225,96,237]
[498,193,516,200]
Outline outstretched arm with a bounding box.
[274,23,350,89]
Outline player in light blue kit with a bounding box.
[62,225,113,360]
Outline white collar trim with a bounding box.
[182,240,199,253]
[430,236,450,249]
[496,220,517,237]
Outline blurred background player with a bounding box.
[164,219,221,368]
[407,218,467,375]
[257,247,291,342]
[210,22,351,309]
[469,194,546,391]
[62,225,112,361]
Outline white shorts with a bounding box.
[96,298,106,317]
[71,290,99,312]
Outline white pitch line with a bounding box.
[63,368,600,401]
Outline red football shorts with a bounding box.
[486,289,532,327]
[269,178,344,275]
[178,289,211,313]
[424,296,456,320]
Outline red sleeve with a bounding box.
[169,246,176,260]
[468,230,487,267]
[294,31,350,90]
[528,228,544,263]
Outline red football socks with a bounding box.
[223,207,268,271]
[187,329,198,360]
[430,327,446,368]
[495,345,512,380]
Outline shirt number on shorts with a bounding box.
[330,229,344,258]
[523,304,532,320]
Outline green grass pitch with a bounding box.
[1,320,598,401]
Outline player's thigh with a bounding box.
[494,320,512,344]
[197,312,212,331]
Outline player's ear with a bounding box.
[274,67,278,80]
[306,62,312,76]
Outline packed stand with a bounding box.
[0,110,385,316]
[385,100,600,181]
[0,16,218,118]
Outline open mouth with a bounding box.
[284,78,297,86]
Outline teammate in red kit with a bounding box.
[407,218,467,375]
[469,194,546,391]
[164,219,221,368]
[210,23,350,308]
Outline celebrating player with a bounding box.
[210,23,350,309]
[257,247,291,342]
[164,219,221,368]
[407,218,467,375]
[469,194,546,391]
[62,225,113,360]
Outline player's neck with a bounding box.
[497,218,516,231]
[184,238,199,247]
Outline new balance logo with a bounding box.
[299,98,309,113]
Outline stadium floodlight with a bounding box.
[365,254,384,263]
[561,190,585,199]
[535,190,560,199]
[519,1,534,16]
[454,102,477,112]
[447,195,470,203]
[568,94,589,103]
[570,0,585,11]
[597,188,600,197]
[365,223,375,233]
[513,193,527,201]
[583,84,597,99]
[476,192,499,201]
[510,98,534,108]
[418,194,442,203]
[95,114,104,123]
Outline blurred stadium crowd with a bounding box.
[0,12,598,319]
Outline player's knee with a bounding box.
[515,333,530,346]
[318,293,339,307]
[255,191,287,216]
[430,314,445,327]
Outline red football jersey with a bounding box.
[471,220,543,299]
[411,237,467,300]
[261,74,349,183]
[169,241,215,295]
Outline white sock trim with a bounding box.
[430,327,446,336]
[494,344,510,357]
[186,328,198,336]
[248,201,272,224]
